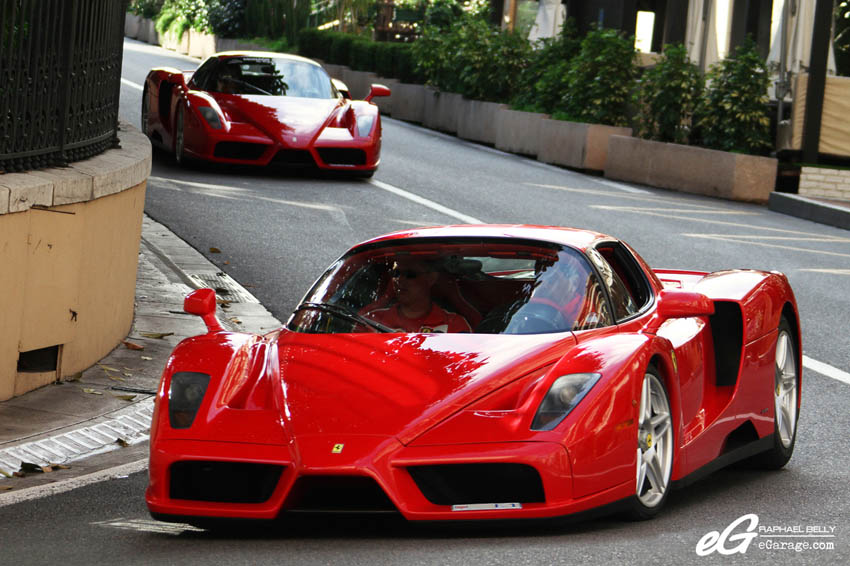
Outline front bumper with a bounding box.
[146,437,633,522]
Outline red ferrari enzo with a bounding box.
[146,225,801,525]
[141,51,389,175]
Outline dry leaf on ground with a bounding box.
[82,388,103,395]
[122,340,144,351]
[139,332,174,339]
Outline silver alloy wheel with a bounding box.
[636,372,673,508]
[774,330,798,448]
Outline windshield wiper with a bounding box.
[229,78,273,95]
[294,302,394,333]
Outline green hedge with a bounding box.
[297,28,422,83]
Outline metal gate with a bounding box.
[0,0,128,172]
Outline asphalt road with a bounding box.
[3,38,846,565]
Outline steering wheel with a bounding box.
[504,301,569,334]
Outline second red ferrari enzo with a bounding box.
[146,225,801,526]
[141,51,390,176]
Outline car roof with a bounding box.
[356,225,613,252]
[214,51,322,67]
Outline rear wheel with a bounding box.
[627,366,673,520]
[757,317,799,469]
[174,105,185,165]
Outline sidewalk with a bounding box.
[0,215,281,481]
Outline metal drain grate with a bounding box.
[188,272,259,304]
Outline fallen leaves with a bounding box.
[0,485,13,491]
[139,332,174,339]
[82,388,103,395]
[113,394,137,401]
[122,340,144,351]
[13,463,71,477]
[141,356,153,361]
[209,247,221,253]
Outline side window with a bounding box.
[189,59,218,90]
[573,274,614,330]
[587,247,638,321]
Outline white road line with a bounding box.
[593,178,651,194]
[804,356,850,385]
[799,268,850,275]
[121,78,143,91]
[0,459,148,508]
[684,234,850,259]
[369,179,484,224]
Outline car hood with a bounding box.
[276,330,576,444]
[213,94,342,147]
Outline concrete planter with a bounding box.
[423,89,462,133]
[538,120,632,171]
[456,99,508,145]
[159,30,189,55]
[124,13,142,38]
[342,69,378,101]
[139,18,158,45]
[188,29,216,60]
[495,109,549,157]
[605,136,778,203]
[322,63,346,80]
[391,83,427,123]
[372,77,399,116]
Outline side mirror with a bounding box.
[184,288,224,333]
[657,289,715,319]
[332,79,351,100]
[365,83,391,103]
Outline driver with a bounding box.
[214,64,241,94]
[361,257,471,333]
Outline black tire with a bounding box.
[626,365,674,520]
[756,316,799,469]
[141,86,149,137]
[174,104,186,165]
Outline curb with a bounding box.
[768,192,850,231]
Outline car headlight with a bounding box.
[198,106,222,129]
[356,115,374,137]
[169,371,210,429]
[531,373,601,431]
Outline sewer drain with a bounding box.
[188,272,259,304]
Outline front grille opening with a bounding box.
[271,149,316,167]
[213,141,268,160]
[408,463,545,506]
[317,148,366,166]
[17,345,59,373]
[284,475,397,512]
[169,461,283,503]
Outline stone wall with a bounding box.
[799,166,850,201]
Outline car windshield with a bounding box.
[208,56,334,98]
[288,238,614,335]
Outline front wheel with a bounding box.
[174,105,186,165]
[627,366,674,520]
[141,86,149,137]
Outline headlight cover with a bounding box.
[531,373,601,431]
[169,371,211,429]
[198,106,222,129]
[356,115,374,138]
